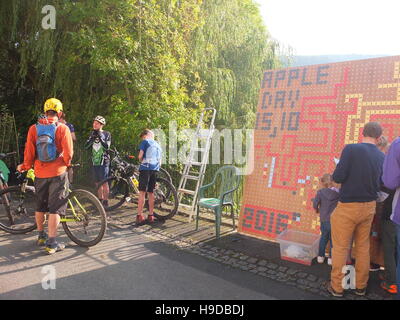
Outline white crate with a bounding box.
[276,229,320,266]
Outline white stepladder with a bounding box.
[177,108,217,222]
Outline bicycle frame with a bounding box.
[64,193,87,222]
[21,169,88,223]
[128,174,140,194]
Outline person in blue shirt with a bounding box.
[136,129,162,224]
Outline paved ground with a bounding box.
[106,202,395,300]
[0,226,323,300]
[0,201,395,300]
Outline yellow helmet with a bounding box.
[44,98,63,113]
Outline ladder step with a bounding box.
[184,175,201,181]
[179,203,194,210]
[176,108,216,217]
[197,134,212,139]
[178,188,196,195]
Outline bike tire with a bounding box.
[0,185,37,234]
[159,167,173,186]
[96,177,130,211]
[152,177,178,221]
[62,189,107,247]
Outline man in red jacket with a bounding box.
[17,98,73,255]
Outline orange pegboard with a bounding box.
[238,56,400,242]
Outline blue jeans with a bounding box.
[318,221,332,257]
[396,224,400,300]
[93,165,110,183]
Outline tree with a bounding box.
[0,0,280,163]
[187,0,280,129]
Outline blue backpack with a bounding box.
[36,123,58,162]
[142,141,162,169]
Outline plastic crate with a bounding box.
[276,229,320,266]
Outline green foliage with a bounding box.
[0,0,280,155]
[187,0,281,129]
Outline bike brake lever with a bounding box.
[15,171,27,181]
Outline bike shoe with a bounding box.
[45,242,65,255]
[37,233,48,246]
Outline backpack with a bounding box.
[36,123,59,162]
[143,141,161,168]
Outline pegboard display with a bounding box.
[238,56,400,242]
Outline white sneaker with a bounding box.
[317,256,325,264]
[327,258,332,266]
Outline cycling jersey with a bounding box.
[85,130,111,166]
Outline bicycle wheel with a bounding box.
[152,177,178,220]
[158,167,173,185]
[0,186,37,234]
[97,177,129,211]
[62,189,107,247]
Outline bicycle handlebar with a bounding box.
[15,170,27,181]
[109,147,120,155]
[0,151,17,160]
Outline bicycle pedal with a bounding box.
[125,197,131,203]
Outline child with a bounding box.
[136,129,162,225]
[313,173,339,265]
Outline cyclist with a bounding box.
[136,129,162,225]
[0,157,10,189]
[85,116,111,207]
[58,113,76,182]
[59,113,77,142]
[17,98,73,254]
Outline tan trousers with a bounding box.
[330,201,375,293]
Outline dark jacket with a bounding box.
[313,188,340,222]
[381,186,395,220]
[332,143,384,203]
[85,130,111,166]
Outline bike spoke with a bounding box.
[62,190,106,246]
[0,187,36,233]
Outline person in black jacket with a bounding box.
[85,116,111,207]
[327,122,385,298]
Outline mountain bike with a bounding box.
[0,165,107,247]
[126,151,173,186]
[0,151,16,190]
[97,149,178,220]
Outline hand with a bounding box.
[16,164,24,172]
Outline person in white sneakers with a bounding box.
[313,173,340,266]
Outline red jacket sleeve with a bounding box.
[21,125,37,171]
[60,125,73,167]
